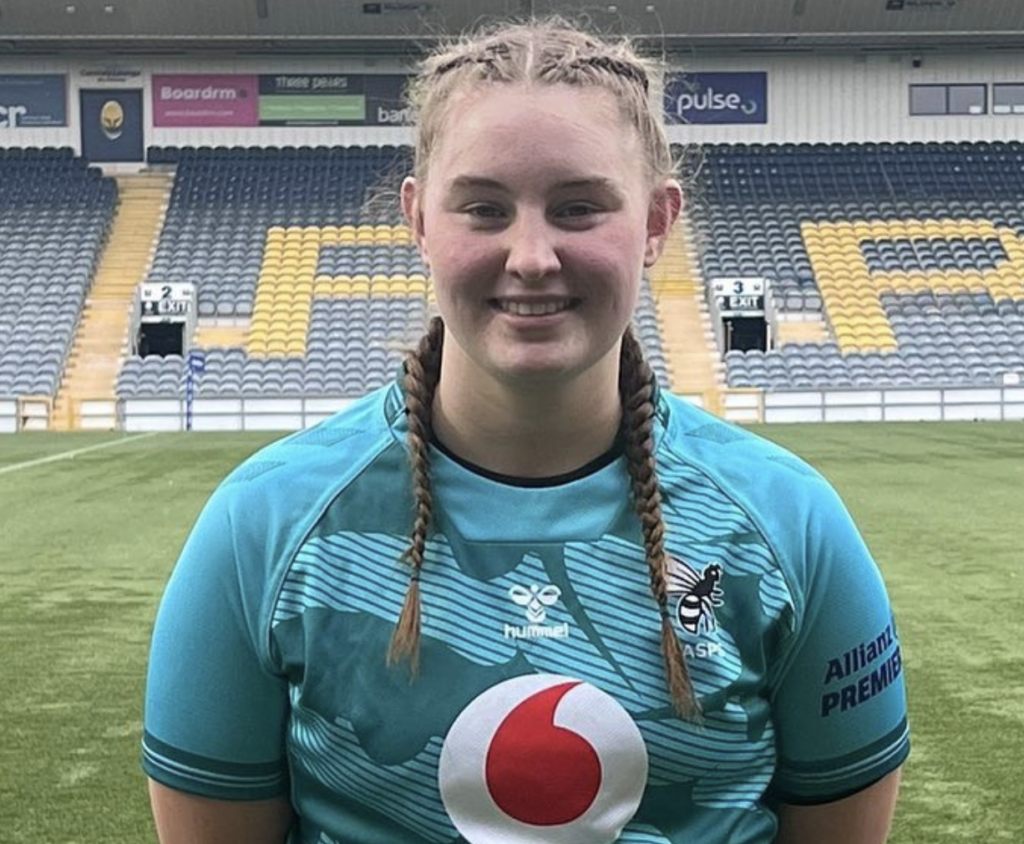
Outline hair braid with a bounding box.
[408,18,676,188]
[388,321,696,716]
[388,316,445,673]
[619,328,700,718]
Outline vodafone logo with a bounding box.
[439,674,648,844]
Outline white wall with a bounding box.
[665,50,1024,145]
[3,49,1024,155]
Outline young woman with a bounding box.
[144,19,909,844]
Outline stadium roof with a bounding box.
[0,0,1021,56]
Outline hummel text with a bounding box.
[503,622,570,640]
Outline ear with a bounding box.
[401,176,429,263]
[643,179,683,268]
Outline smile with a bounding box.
[494,299,575,316]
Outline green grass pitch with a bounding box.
[1,422,1021,842]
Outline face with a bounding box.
[402,83,681,393]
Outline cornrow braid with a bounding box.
[567,55,649,92]
[434,42,513,78]
[387,316,445,674]
[619,327,700,719]
[407,18,675,187]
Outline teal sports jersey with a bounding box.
[143,380,909,844]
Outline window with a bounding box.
[948,85,986,115]
[909,84,987,116]
[909,85,946,115]
[993,84,1024,115]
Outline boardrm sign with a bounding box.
[664,72,768,125]
[153,75,259,127]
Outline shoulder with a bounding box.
[655,390,835,508]
[197,383,407,574]
[150,383,411,712]
[654,392,867,604]
[224,382,402,490]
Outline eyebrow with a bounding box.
[446,176,506,193]
[446,175,622,194]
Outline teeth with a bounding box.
[499,300,570,316]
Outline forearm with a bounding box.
[776,768,902,844]
[149,780,294,844]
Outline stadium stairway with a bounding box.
[51,173,173,430]
[648,223,725,414]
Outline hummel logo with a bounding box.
[504,580,569,641]
[509,584,561,624]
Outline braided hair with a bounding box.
[389,18,698,718]
[389,319,699,718]
[406,17,676,188]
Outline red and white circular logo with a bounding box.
[439,674,648,844]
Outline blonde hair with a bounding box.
[406,17,676,187]
[389,19,698,718]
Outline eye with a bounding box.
[557,203,599,218]
[464,203,506,220]
[553,202,605,227]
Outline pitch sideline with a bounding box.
[0,432,159,476]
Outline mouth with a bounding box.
[492,298,577,317]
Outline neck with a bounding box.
[431,347,624,479]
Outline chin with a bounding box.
[491,358,595,387]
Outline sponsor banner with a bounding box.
[259,93,367,124]
[364,74,411,125]
[153,74,259,127]
[0,74,67,128]
[257,73,410,125]
[151,73,410,127]
[664,72,768,125]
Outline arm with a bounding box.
[143,484,292,814]
[776,761,902,844]
[149,780,294,844]
[764,474,909,812]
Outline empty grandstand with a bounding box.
[691,141,1024,391]
[0,3,1023,429]
[112,145,673,408]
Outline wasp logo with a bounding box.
[509,584,561,624]
[667,558,724,635]
[100,100,124,140]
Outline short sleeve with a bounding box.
[142,483,291,801]
[768,480,910,804]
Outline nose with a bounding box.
[504,209,561,281]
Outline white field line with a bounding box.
[0,432,159,476]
